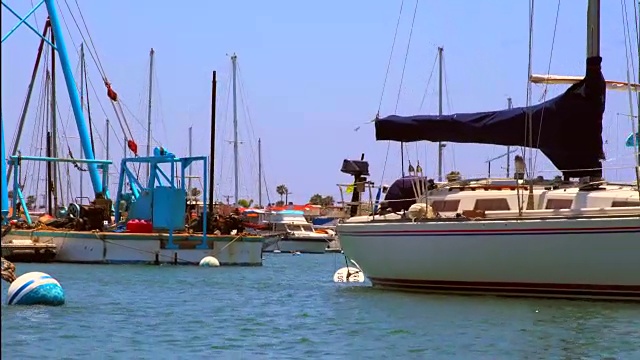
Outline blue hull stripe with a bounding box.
[8,275,52,304]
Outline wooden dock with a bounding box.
[1,239,57,263]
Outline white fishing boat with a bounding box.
[263,210,331,254]
[0,2,264,266]
[336,0,640,300]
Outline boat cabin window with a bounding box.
[545,198,573,210]
[431,200,460,212]
[611,200,640,207]
[274,223,287,232]
[473,198,510,211]
[285,224,314,232]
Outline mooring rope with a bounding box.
[211,234,242,257]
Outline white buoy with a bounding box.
[333,267,365,283]
[199,256,220,267]
[7,272,65,306]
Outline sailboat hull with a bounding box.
[337,216,640,300]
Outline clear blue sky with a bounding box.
[2,0,638,205]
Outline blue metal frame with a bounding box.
[114,155,209,250]
[6,155,112,225]
[1,0,105,199]
[1,0,54,47]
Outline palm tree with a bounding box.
[237,199,253,208]
[276,184,288,202]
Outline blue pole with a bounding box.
[44,0,104,197]
[1,118,9,223]
[372,186,383,214]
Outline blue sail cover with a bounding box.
[626,132,639,148]
[375,57,606,179]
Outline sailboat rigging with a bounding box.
[336,0,640,300]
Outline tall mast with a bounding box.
[188,125,193,191]
[105,118,110,190]
[506,97,513,177]
[79,43,85,201]
[258,138,262,208]
[587,0,602,180]
[146,48,155,180]
[437,46,444,182]
[231,53,239,206]
[6,20,51,182]
[46,132,53,214]
[525,0,536,210]
[51,27,59,208]
[586,0,600,59]
[209,70,217,213]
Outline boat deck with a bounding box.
[1,239,58,263]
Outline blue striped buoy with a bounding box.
[7,272,65,306]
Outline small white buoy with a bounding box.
[292,251,301,256]
[7,272,65,306]
[333,267,365,283]
[199,256,220,267]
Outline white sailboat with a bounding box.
[336,0,640,300]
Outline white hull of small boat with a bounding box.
[263,237,328,254]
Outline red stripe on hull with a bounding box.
[369,278,640,300]
[343,226,640,235]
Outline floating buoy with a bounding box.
[7,271,65,306]
[199,256,220,267]
[333,267,365,283]
[292,251,301,256]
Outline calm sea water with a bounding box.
[2,254,639,359]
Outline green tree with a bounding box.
[276,184,288,202]
[321,195,335,206]
[237,199,253,208]
[309,193,324,205]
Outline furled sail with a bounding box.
[375,57,606,179]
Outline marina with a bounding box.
[2,0,640,358]
[0,8,267,266]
